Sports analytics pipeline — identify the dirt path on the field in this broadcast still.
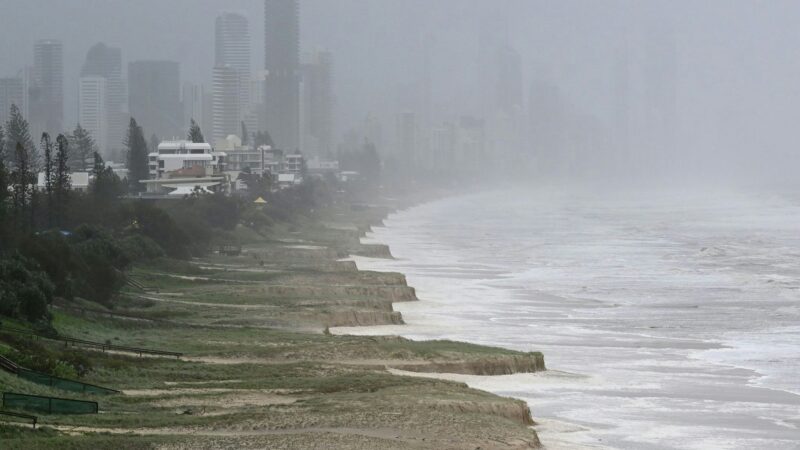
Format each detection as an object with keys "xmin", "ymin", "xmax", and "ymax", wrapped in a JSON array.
[{"xmin": 135, "ymin": 294, "xmax": 276, "ymax": 310}]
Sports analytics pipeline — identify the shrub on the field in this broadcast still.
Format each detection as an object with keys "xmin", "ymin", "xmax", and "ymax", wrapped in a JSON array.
[
  {"xmin": 0, "ymin": 255, "xmax": 54, "ymax": 323},
  {"xmin": 118, "ymin": 234, "xmax": 165, "ymax": 262},
  {"xmin": 69, "ymin": 225, "xmax": 130, "ymax": 306}
]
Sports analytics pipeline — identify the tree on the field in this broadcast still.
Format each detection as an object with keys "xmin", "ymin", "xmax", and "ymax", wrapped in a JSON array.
[
  {"xmin": 125, "ymin": 118, "xmax": 149, "ymax": 193},
  {"xmin": 0, "ymin": 146, "xmax": 9, "ymax": 245},
  {"xmin": 188, "ymin": 119, "xmax": 205, "ymax": 143},
  {"xmin": 53, "ymin": 134, "xmax": 71, "ymax": 227},
  {"xmin": 241, "ymin": 121, "xmax": 249, "ymax": 146},
  {"xmin": 0, "ymin": 255, "xmax": 54, "ymax": 323},
  {"xmin": 69, "ymin": 124, "xmax": 96, "ymax": 172},
  {"xmin": 41, "ymin": 133, "xmax": 55, "ymax": 227},
  {"xmin": 253, "ymin": 130, "xmax": 275, "ymax": 148},
  {"xmin": 4, "ymin": 104, "xmax": 37, "ymax": 169},
  {"xmin": 90, "ymin": 151, "xmax": 122, "ymax": 206},
  {"xmin": 0, "ymin": 124, "xmax": 5, "ymax": 162},
  {"xmin": 10, "ymin": 142, "xmax": 35, "ymax": 231}
]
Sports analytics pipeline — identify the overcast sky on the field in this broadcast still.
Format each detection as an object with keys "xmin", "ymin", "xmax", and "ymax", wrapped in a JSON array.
[{"xmin": 2, "ymin": 0, "xmax": 800, "ymax": 184}]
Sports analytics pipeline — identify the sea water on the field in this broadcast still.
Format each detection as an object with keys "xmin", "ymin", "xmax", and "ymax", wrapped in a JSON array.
[{"xmin": 337, "ymin": 188, "xmax": 800, "ymax": 449}]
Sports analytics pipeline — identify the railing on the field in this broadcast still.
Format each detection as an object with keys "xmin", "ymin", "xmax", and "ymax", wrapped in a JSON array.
[
  {"xmin": 0, "ymin": 322, "xmax": 182, "ymax": 359},
  {"xmin": 0, "ymin": 410, "xmax": 37, "ymax": 428},
  {"xmin": 0, "ymin": 354, "xmax": 119, "ymax": 395}
]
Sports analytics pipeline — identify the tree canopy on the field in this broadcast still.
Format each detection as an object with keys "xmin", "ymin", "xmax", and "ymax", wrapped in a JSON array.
[
  {"xmin": 4, "ymin": 104, "xmax": 37, "ymax": 169},
  {"xmin": 125, "ymin": 118, "xmax": 149, "ymax": 193},
  {"xmin": 188, "ymin": 119, "xmax": 205, "ymax": 143},
  {"xmin": 69, "ymin": 124, "xmax": 96, "ymax": 172}
]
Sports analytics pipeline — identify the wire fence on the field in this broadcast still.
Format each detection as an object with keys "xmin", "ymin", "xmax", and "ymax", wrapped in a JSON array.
[
  {"xmin": 16, "ymin": 369, "xmax": 119, "ymax": 395},
  {"xmin": 0, "ymin": 322, "xmax": 182, "ymax": 358},
  {"xmin": 3, "ymin": 392, "xmax": 98, "ymax": 415}
]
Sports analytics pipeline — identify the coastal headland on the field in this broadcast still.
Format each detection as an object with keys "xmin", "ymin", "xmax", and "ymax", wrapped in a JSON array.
[{"xmin": 0, "ymin": 199, "xmax": 546, "ymax": 449}]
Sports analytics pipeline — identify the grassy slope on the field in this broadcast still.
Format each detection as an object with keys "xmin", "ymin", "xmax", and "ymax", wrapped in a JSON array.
[{"xmin": 1, "ymin": 203, "xmax": 544, "ymax": 449}]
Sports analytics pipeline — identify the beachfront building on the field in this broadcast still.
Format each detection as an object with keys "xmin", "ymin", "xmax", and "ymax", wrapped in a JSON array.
[
  {"xmin": 142, "ymin": 140, "xmax": 229, "ymax": 196},
  {"xmin": 284, "ymin": 153, "xmax": 304, "ymax": 174},
  {"xmin": 37, "ymin": 172, "xmax": 91, "ymax": 192}
]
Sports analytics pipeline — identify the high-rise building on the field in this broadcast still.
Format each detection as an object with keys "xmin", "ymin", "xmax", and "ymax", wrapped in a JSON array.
[
  {"xmin": 215, "ymin": 13, "xmax": 251, "ymax": 76},
  {"xmin": 211, "ymin": 66, "xmax": 242, "ymax": 146},
  {"xmin": 78, "ymin": 76, "xmax": 108, "ymax": 151},
  {"xmin": 301, "ymin": 50, "xmax": 333, "ymax": 156},
  {"xmin": 0, "ymin": 76, "xmax": 25, "ymax": 125},
  {"xmin": 213, "ymin": 12, "xmax": 251, "ymax": 146},
  {"xmin": 264, "ymin": 0, "xmax": 300, "ymax": 151},
  {"xmin": 81, "ymin": 43, "xmax": 126, "ymax": 153},
  {"xmin": 494, "ymin": 45, "xmax": 523, "ymax": 116},
  {"xmin": 30, "ymin": 40, "xmax": 63, "ymax": 137},
  {"xmin": 182, "ymin": 83, "xmax": 210, "ymax": 140},
  {"xmin": 396, "ymin": 112, "xmax": 417, "ymax": 170},
  {"xmin": 128, "ymin": 60, "xmax": 182, "ymax": 141}
]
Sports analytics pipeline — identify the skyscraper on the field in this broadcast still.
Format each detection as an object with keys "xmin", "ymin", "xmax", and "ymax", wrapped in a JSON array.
[
  {"xmin": 0, "ymin": 76, "xmax": 25, "ymax": 125},
  {"xmin": 81, "ymin": 43, "xmax": 125, "ymax": 153},
  {"xmin": 128, "ymin": 60, "xmax": 182, "ymax": 141},
  {"xmin": 30, "ymin": 40, "xmax": 63, "ymax": 137},
  {"xmin": 215, "ymin": 13, "xmax": 251, "ymax": 76},
  {"xmin": 264, "ymin": 0, "xmax": 300, "ymax": 151},
  {"xmin": 213, "ymin": 12, "xmax": 251, "ymax": 146},
  {"xmin": 494, "ymin": 45, "xmax": 523, "ymax": 116},
  {"xmin": 183, "ymin": 82, "xmax": 209, "ymax": 139},
  {"xmin": 78, "ymin": 76, "xmax": 108, "ymax": 151},
  {"xmin": 396, "ymin": 112, "xmax": 418, "ymax": 170},
  {"xmin": 212, "ymin": 65, "xmax": 242, "ymax": 145},
  {"xmin": 301, "ymin": 50, "xmax": 333, "ymax": 156}
]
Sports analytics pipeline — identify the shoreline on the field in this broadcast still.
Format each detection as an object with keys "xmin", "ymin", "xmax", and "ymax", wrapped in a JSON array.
[
  {"xmin": 331, "ymin": 198, "xmax": 604, "ymax": 450},
  {"xmin": 332, "ymin": 198, "xmax": 561, "ymax": 441},
  {"xmin": 2, "ymin": 194, "xmax": 550, "ymax": 449}
]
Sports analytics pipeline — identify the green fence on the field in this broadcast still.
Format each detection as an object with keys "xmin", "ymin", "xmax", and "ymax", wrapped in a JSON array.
[
  {"xmin": 3, "ymin": 392, "xmax": 98, "ymax": 415},
  {"xmin": 16, "ymin": 369, "xmax": 119, "ymax": 395}
]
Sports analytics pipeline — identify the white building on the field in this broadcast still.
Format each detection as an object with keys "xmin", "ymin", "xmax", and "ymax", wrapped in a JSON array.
[
  {"xmin": 142, "ymin": 140, "xmax": 228, "ymax": 195},
  {"xmin": 78, "ymin": 76, "xmax": 108, "ymax": 151},
  {"xmin": 212, "ymin": 12, "xmax": 251, "ymax": 147},
  {"xmin": 284, "ymin": 153, "xmax": 304, "ymax": 174},
  {"xmin": 37, "ymin": 172, "xmax": 90, "ymax": 192},
  {"xmin": 212, "ymin": 66, "xmax": 242, "ymax": 146}
]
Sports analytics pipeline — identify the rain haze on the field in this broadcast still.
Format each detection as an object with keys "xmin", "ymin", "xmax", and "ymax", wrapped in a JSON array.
[
  {"xmin": 1, "ymin": 1, "xmax": 800, "ymax": 449},
  {"xmin": 2, "ymin": 0, "xmax": 800, "ymax": 184}
]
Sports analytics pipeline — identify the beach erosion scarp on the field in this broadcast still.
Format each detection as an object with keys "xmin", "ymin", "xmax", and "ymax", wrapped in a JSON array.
[{"xmin": 2, "ymin": 199, "xmax": 547, "ymax": 450}]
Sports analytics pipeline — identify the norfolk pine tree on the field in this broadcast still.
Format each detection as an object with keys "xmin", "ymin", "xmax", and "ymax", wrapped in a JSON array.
[
  {"xmin": 53, "ymin": 134, "xmax": 71, "ymax": 227},
  {"xmin": 69, "ymin": 124, "xmax": 96, "ymax": 172},
  {"xmin": 188, "ymin": 119, "xmax": 205, "ymax": 143},
  {"xmin": 125, "ymin": 118, "xmax": 149, "ymax": 193},
  {"xmin": 4, "ymin": 104, "xmax": 37, "ymax": 169},
  {"xmin": 41, "ymin": 133, "xmax": 55, "ymax": 226}
]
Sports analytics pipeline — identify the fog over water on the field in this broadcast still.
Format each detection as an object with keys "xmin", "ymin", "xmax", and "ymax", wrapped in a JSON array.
[{"xmin": 3, "ymin": 1, "xmax": 800, "ymax": 183}]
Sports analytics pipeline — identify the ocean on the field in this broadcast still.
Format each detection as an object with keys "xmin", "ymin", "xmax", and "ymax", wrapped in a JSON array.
[{"xmin": 336, "ymin": 188, "xmax": 800, "ymax": 449}]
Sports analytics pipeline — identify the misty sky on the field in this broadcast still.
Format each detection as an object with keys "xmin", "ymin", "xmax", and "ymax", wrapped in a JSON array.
[{"xmin": 2, "ymin": 0, "xmax": 800, "ymax": 183}]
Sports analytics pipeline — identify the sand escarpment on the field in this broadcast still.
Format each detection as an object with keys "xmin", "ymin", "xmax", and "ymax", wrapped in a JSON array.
[{"xmin": 393, "ymin": 353, "xmax": 546, "ymax": 376}]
